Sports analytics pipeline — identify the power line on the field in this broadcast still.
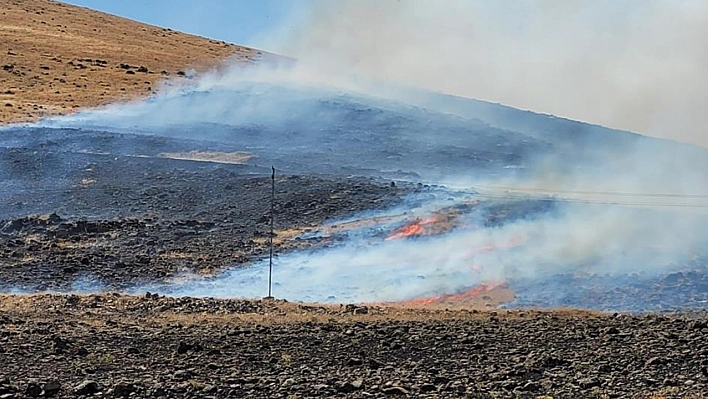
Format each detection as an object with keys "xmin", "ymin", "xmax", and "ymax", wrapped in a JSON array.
[
  {"xmin": 471, "ymin": 192, "xmax": 708, "ymax": 209},
  {"xmin": 473, "ymin": 184, "xmax": 708, "ymax": 199},
  {"xmin": 3, "ymin": 181, "xmax": 708, "ymax": 209}
]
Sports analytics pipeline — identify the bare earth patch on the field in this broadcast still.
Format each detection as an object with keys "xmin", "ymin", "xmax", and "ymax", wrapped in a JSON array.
[{"xmin": 159, "ymin": 151, "xmax": 254, "ymax": 165}]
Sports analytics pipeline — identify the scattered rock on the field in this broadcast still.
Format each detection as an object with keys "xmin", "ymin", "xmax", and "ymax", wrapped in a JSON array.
[
  {"xmin": 420, "ymin": 383, "xmax": 436, "ymax": 393},
  {"xmin": 646, "ymin": 357, "xmax": 667, "ymax": 366},
  {"xmin": 176, "ymin": 342, "xmax": 191, "ymax": 354},
  {"xmin": 113, "ymin": 383, "xmax": 133, "ymax": 398},
  {"xmin": 347, "ymin": 358, "xmax": 363, "ymax": 366},
  {"xmin": 382, "ymin": 386, "xmax": 409, "ymax": 395},
  {"xmin": 174, "ymin": 370, "xmax": 191, "ymax": 380},
  {"xmin": 73, "ymin": 381, "xmax": 99, "ymax": 395},
  {"xmin": 434, "ymin": 376, "xmax": 449, "ymax": 385},
  {"xmin": 344, "ymin": 304, "xmax": 369, "ymax": 315},
  {"xmin": 25, "ymin": 382, "xmax": 42, "ymax": 397},
  {"xmin": 338, "ymin": 380, "xmax": 363, "ymax": 393},
  {"xmin": 176, "ymin": 341, "xmax": 202, "ymax": 354},
  {"xmin": 0, "ymin": 301, "xmax": 707, "ymax": 398},
  {"xmin": 604, "ymin": 326, "xmax": 620, "ymax": 334},
  {"xmin": 578, "ymin": 377, "xmax": 601, "ymax": 389},
  {"xmin": 41, "ymin": 381, "xmax": 61, "ymax": 397}
]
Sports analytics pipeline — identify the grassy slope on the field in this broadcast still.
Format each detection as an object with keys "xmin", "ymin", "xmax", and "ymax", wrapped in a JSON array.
[{"xmin": 0, "ymin": 0, "xmax": 258, "ymax": 124}]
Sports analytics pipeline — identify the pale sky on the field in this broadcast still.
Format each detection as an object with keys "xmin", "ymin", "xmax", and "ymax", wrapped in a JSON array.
[{"xmin": 61, "ymin": 0, "xmax": 308, "ymax": 50}]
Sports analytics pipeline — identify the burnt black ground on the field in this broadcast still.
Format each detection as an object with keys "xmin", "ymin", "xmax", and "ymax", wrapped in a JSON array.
[
  {"xmin": 508, "ymin": 260, "xmax": 708, "ymax": 312},
  {"xmin": 2, "ymin": 129, "xmax": 708, "ymax": 311},
  {"xmin": 0, "ymin": 140, "xmax": 410, "ymax": 291},
  {"xmin": 1, "ymin": 294, "xmax": 707, "ymax": 398}
]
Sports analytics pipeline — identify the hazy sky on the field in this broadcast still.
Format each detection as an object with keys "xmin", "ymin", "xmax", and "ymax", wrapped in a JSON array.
[{"xmin": 62, "ymin": 0, "xmax": 306, "ymax": 49}]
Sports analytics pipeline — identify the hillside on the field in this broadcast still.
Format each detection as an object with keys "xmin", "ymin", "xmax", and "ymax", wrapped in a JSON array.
[{"xmin": 0, "ymin": 0, "xmax": 257, "ymax": 124}]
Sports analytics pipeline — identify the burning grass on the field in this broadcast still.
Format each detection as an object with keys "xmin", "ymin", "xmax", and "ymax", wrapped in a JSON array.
[
  {"xmin": 396, "ymin": 281, "xmax": 512, "ymax": 307},
  {"xmin": 385, "ymin": 200, "xmax": 479, "ymax": 240}
]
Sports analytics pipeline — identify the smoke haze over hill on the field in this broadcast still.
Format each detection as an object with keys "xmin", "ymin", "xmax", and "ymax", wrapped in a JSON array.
[{"xmin": 264, "ymin": 0, "xmax": 708, "ymax": 147}]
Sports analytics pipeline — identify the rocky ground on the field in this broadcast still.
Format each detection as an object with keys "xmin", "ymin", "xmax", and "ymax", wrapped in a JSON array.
[{"xmin": 0, "ymin": 294, "xmax": 706, "ymax": 398}]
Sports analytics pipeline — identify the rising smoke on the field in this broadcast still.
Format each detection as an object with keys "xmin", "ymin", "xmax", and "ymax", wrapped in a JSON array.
[
  {"xmin": 136, "ymin": 196, "xmax": 708, "ymax": 306},
  {"xmin": 261, "ymin": 0, "xmax": 708, "ymax": 147}
]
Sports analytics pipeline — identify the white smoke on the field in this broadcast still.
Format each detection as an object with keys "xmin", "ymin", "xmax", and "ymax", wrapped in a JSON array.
[
  {"xmin": 260, "ymin": 0, "xmax": 708, "ymax": 147},
  {"xmin": 133, "ymin": 193, "xmax": 707, "ymax": 304}
]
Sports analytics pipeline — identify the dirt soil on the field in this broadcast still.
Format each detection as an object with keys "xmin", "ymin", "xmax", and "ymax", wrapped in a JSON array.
[
  {"xmin": 1, "ymin": 294, "xmax": 707, "ymax": 398},
  {"xmin": 0, "ymin": 0, "xmax": 259, "ymax": 124}
]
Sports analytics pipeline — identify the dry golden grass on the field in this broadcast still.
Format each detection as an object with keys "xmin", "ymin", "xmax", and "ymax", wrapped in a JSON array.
[
  {"xmin": 0, "ymin": 292, "xmax": 605, "ymax": 324},
  {"xmin": 252, "ymin": 227, "xmax": 311, "ymax": 247},
  {"xmin": 0, "ymin": 0, "xmax": 258, "ymax": 124},
  {"xmin": 53, "ymin": 239, "xmax": 94, "ymax": 249}
]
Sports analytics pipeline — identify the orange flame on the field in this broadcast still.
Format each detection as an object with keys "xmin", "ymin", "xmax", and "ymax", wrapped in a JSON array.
[
  {"xmin": 385, "ymin": 215, "xmax": 449, "ymax": 240},
  {"xmin": 384, "ymin": 199, "xmax": 483, "ymax": 241},
  {"xmin": 402, "ymin": 281, "xmax": 506, "ymax": 306}
]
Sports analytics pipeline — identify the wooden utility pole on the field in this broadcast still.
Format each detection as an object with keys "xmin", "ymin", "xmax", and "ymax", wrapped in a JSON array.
[{"xmin": 267, "ymin": 166, "xmax": 275, "ymax": 299}]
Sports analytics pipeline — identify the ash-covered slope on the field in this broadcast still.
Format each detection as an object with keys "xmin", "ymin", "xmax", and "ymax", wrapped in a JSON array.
[
  {"xmin": 11, "ymin": 79, "xmax": 703, "ymax": 183},
  {"xmin": 6, "ymin": 85, "xmax": 548, "ymax": 181}
]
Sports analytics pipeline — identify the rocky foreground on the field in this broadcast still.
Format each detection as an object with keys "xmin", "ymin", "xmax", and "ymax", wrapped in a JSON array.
[{"xmin": 0, "ymin": 294, "xmax": 707, "ymax": 398}]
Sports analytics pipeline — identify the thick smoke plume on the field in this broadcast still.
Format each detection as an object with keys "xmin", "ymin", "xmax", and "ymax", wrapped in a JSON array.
[{"xmin": 263, "ymin": 0, "xmax": 708, "ymax": 147}]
